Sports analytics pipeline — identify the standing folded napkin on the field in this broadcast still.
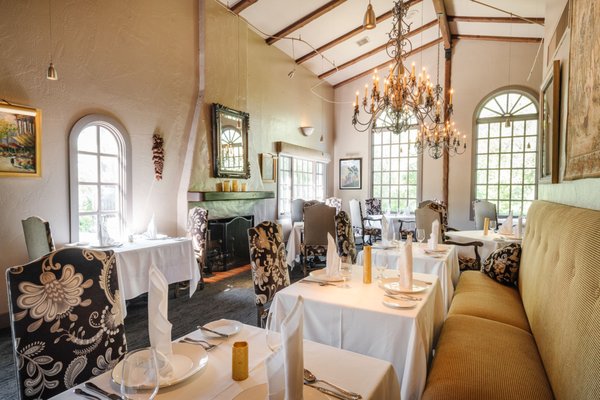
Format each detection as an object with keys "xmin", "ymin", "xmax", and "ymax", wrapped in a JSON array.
[
  {"xmin": 267, "ymin": 296, "xmax": 304, "ymax": 400},
  {"xmin": 500, "ymin": 211, "xmax": 513, "ymax": 234},
  {"xmin": 398, "ymin": 235, "xmax": 413, "ymax": 290},
  {"xmin": 381, "ymin": 215, "xmax": 390, "ymax": 244},
  {"xmin": 148, "ymin": 264, "xmax": 173, "ymax": 378},
  {"xmin": 99, "ymin": 217, "xmax": 114, "ymax": 246},
  {"xmin": 146, "ymin": 214, "xmax": 157, "ymax": 239},
  {"xmin": 517, "ymin": 214, "xmax": 523, "ymax": 238},
  {"xmin": 325, "ymin": 233, "xmax": 340, "ymax": 278},
  {"xmin": 428, "ymin": 220, "xmax": 440, "ymax": 250}
]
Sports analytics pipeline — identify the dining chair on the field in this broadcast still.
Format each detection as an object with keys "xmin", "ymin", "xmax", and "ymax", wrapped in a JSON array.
[
  {"xmin": 473, "ymin": 200, "xmax": 498, "ymax": 230},
  {"xmin": 335, "ymin": 211, "xmax": 357, "ymax": 264},
  {"xmin": 291, "ymin": 199, "xmax": 305, "ymax": 224},
  {"xmin": 301, "ymin": 203, "xmax": 336, "ymax": 276},
  {"xmin": 364, "ymin": 198, "xmax": 382, "ymax": 216},
  {"xmin": 325, "ymin": 197, "xmax": 342, "ymax": 214},
  {"xmin": 180, "ymin": 206, "xmax": 208, "ymax": 293},
  {"xmin": 21, "ymin": 216, "xmax": 55, "ymax": 261},
  {"xmin": 349, "ymin": 199, "xmax": 381, "ymax": 245},
  {"xmin": 247, "ymin": 221, "xmax": 290, "ymax": 327},
  {"xmin": 6, "ymin": 247, "xmax": 127, "ymax": 400}
]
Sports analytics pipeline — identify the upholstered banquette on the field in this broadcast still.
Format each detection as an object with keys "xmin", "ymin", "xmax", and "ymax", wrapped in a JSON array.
[{"xmin": 423, "ymin": 200, "xmax": 600, "ymax": 400}]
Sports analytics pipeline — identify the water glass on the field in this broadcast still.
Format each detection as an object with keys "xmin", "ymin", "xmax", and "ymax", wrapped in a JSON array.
[
  {"xmin": 339, "ymin": 263, "xmax": 352, "ymax": 288},
  {"xmin": 489, "ymin": 221, "xmax": 497, "ymax": 232},
  {"xmin": 265, "ymin": 311, "xmax": 282, "ymax": 352},
  {"xmin": 375, "ymin": 265, "xmax": 386, "ymax": 280},
  {"xmin": 416, "ymin": 229, "xmax": 426, "ymax": 244},
  {"xmin": 119, "ymin": 348, "xmax": 160, "ymax": 400}
]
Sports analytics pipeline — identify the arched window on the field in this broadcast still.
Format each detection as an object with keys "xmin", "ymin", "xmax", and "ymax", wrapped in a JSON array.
[
  {"xmin": 69, "ymin": 115, "xmax": 131, "ymax": 243},
  {"xmin": 371, "ymin": 109, "xmax": 421, "ymax": 212},
  {"xmin": 473, "ymin": 89, "xmax": 538, "ymax": 216}
]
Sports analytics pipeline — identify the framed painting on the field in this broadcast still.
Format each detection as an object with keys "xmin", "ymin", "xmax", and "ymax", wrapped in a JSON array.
[
  {"xmin": 260, "ymin": 153, "xmax": 276, "ymax": 183},
  {"xmin": 339, "ymin": 157, "xmax": 362, "ymax": 190},
  {"xmin": 565, "ymin": 0, "xmax": 600, "ymax": 180},
  {"xmin": 0, "ymin": 104, "xmax": 41, "ymax": 177},
  {"xmin": 539, "ymin": 60, "xmax": 561, "ymax": 183}
]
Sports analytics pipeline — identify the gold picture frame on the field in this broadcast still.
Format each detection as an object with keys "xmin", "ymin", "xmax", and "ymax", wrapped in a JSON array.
[
  {"xmin": 539, "ymin": 60, "xmax": 561, "ymax": 183},
  {"xmin": 0, "ymin": 104, "xmax": 41, "ymax": 177},
  {"xmin": 260, "ymin": 153, "xmax": 276, "ymax": 183}
]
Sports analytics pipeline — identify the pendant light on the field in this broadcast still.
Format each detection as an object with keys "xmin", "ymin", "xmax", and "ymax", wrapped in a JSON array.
[
  {"xmin": 363, "ymin": 1, "xmax": 376, "ymax": 30},
  {"xmin": 47, "ymin": 0, "xmax": 58, "ymax": 80}
]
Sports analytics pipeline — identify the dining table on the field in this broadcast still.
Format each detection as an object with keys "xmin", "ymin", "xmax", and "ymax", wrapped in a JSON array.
[
  {"xmin": 444, "ymin": 230, "xmax": 522, "ymax": 263},
  {"xmin": 50, "ymin": 322, "xmax": 401, "ymax": 399},
  {"xmin": 271, "ymin": 267, "xmax": 445, "ymax": 400},
  {"xmin": 356, "ymin": 243, "xmax": 459, "ymax": 313}
]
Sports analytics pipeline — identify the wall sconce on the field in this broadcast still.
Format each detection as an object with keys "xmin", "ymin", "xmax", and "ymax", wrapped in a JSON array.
[{"xmin": 300, "ymin": 126, "xmax": 314, "ymax": 137}]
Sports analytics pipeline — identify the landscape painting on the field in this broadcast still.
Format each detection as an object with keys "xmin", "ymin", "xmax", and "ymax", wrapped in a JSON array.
[{"xmin": 0, "ymin": 104, "xmax": 41, "ymax": 177}]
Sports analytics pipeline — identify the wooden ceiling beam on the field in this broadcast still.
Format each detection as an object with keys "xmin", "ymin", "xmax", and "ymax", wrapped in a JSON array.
[
  {"xmin": 318, "ymin": 19, "xmax": 438, "ymax": 79},
  {"xmin": 266, "ymin": 0, "xmax": 347, "ymax": 45},
  {"xmin": 230, "ymin": 0, "xmax": 259, "ymax": 14},
  {"xmin": 452, "ymin": 34, "xmax": 542, "ymax": 43},
  {"xmin": 431, "ymin": 0, "xmax": 451, "ymax": 49},
  {"xmin": 332, "ymin": 37, "xmax": 443, "ymax": 89},
  {"xmin": 448, "ymin": 15, "xmax": 545, "ymax": 24}
]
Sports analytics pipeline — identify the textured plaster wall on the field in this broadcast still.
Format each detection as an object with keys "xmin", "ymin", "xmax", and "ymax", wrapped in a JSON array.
[{"xmin": 0, "ymin": 0, "xmax": 198, "ymax": 316}]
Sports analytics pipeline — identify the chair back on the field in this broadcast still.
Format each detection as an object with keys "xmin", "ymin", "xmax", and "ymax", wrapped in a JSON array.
[
  {"xmin": 6, "ymin": 248, "xmax": 126, "ymax": 400},
  {"xmin": 473, "ymin": 200, "xmax": 498, "ymax": 229},
  {"xmin": 188, "ymin": 207, "xmax": 209, "ymax": 267},
  {"xmin": 291, "ymin": 199, "xmax": 305, "ymax": 224},
  {"xmin": 21, "ymin": 216, "xmax": 55, "ymax": 261},
  {"xmin": 247, "ymin": 221, "xmax": 290, "ymax": 306},
  {"xmin": 364, "ymin": 198, "xmax": 382, "ymax": 215},
  {"xmin": 303, "ymin": 204, "xmax": 336, "ymax": 246},
  {"xmin": 348, "ymin": 199, "xmax": 363, "ymax": 231},
  {"xmin": 325, "ymin": 197, "xmax": 342, "ymax": 214},
  {"xmin": 335, "ymin": 211, "xmax": 357, "ymax": 263},
  {"xmin": 415, "ymin": 206, "xmax": 443, "ymax": 239}
]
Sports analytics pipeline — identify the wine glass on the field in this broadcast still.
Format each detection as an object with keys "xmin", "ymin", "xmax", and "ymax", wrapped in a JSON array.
[
  {"xmin": 416, "ymin": 229, "xmax": 426, "ymax": 245},
  {"xmin": 119, "ymin": 348, "xmax": 160, "ymax": 400},
  {"xmin": 375, "ymin": 264, "xmax": 387, "ymax": 281},
  {"xmin": 339, "ymin": 262, "xmax": 352, "ymax": 289},
  {"xmin": 489, "ymin": 221, "xmax": 497, "ymax": 233},
  {"xmin": 265, "ymin": 311, "xmax": 282, "ymax": 352}
]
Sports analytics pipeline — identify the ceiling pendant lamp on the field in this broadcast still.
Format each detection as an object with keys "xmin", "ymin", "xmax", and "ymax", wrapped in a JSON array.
[
  {"xmin": 46, "ymin": 0, "xmax": 58, "ymax": 80},
  {"xmin": 363, "ymin": 1, "xmax": 376, "ymax": 30},
  {"xmin": 47, "ymin": 62, "xmax": 58, "ymax": 80}
]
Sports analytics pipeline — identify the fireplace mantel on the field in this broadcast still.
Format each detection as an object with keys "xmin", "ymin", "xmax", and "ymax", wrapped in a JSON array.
[{"xmin": 187, "ymin": 191, "xmax": 275, "ymax": 202}]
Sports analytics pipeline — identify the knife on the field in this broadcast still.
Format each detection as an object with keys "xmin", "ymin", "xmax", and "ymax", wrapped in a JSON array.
[
  {"xmin": 84, "ymin": 382, "xmax": 123, "ymax": 400},
  {"xmin": 305, "ymin": 383, "xmax": 360, "ymax": 400},
  {"xmin": 198, "ymin": 325, "xmax": 230, "ymax": 338}
]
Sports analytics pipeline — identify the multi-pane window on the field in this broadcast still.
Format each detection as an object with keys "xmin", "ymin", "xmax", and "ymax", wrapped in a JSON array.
[
  {"xmin": 278, "ymin": 155, "xmax": 326, "ymax": 216},
  {"xmin": 474, "ymin": 91, "xmax": 538, "ymax": 216},
  {"xmin": 372, "ymin": 123, "xmax": 420, "ymax": 212}
]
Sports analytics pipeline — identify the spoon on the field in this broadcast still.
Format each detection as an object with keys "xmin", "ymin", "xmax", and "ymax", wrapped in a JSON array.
[{"xmin": 303, "ymin": 369, "xmax": 362, "ymax": 399}]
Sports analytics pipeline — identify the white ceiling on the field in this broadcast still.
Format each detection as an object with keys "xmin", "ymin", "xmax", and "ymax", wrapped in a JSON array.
[{"xmin": 218, "ymin": 0, "xmax": 546, "ymax": 87}]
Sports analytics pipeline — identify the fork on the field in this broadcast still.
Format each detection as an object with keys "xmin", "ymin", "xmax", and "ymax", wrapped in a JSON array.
[{"xmin": 181, "ymin": 337, "xmax": 218, "ymax": 351}]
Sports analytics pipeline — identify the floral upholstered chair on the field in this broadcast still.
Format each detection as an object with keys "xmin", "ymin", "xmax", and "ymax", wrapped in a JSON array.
[
  {"xmin": 335, "ymin": 211, "xmax": 357, "ymax": 264},
  {"xmin": 6, "ymin": 248, "xmax": 127, "ymax": 400},
  {"xmin": 364, "ymin": 198, "xmax": 382, "ymax": 216},
  {"xmin": 189, "ymin": 207, "xmax": 208, "ymax": 285},
  {"xmin": 247, "ymin": 221, "xmax": 290, "ymax": 327},
  {"xmin": 325, "ymin": 197, "xmax": 342, "ymax": 214}
]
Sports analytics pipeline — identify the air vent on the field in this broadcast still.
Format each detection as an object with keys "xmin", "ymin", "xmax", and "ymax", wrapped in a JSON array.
[{"xmin": 356, "ymin": 36, "xmax": 370, "ymax": 47}]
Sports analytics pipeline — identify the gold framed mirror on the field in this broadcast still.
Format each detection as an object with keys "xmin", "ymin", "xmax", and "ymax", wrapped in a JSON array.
[{"xmin": 212, "ymin": 103, "xmax": 250, "ymax": 179}]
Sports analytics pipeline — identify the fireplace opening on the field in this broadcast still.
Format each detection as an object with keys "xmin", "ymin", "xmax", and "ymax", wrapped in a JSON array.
[{"xmin": 206, "ymin": 215, "xmax": 254, "ymax": 272}]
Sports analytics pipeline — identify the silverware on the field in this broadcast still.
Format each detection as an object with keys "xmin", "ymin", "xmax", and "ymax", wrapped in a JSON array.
[
  {"xmin": 300, "ymin": 279, "xmax": 337, "ymax": 287},
  {"xmin": 304, "ymin": 369, "xmax": 362, "ymax": 399},
  {"xmin": 84, "ymin": 382, "xmax": 123, "ymax": 400},
  {"xmin": 198, "ymin": 325, "xmax": 230, "ymax": 338},
  {"xmin": 74, "ymin": 388, "xmax": 102, "ymax": 400},
  {"xmin": 181, "ymin": 337, "xmax": 218, "ymax": 351},
  {"xmin": 383, "ymin": 291, "xmax": 422, "ymax": 301}
]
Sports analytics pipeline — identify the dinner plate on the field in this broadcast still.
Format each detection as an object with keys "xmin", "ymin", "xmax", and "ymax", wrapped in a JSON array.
[
  {"xmin": 372, "ymin": 242, "xmax": 396, "ymax": 250},
  {"xmin": 233, "ymin": 383, "xmax": 327, "ymax": 399},
  {"xmin": 200, "ymin": 319, "xmax": 243, "ymax": 338},
  {"xmin": 382, "ymin": 280, "xmax": 429, "ymax": 294},
  {"xmin": 112, "ymin": 342, "xmax": 208, "ymax": 388},
  {"xmin": 90, "ymin": 242, "xmax": 123, "ymax": 249},
  {"xmin": 382, "ymin": 297, "xmax": 418, "ymax": 309},
  {"xmin": 64, "ymin": 242, "xmax": 89, "ymax": 247},
  {"xmin": 309, "ymin": 269, "xmax": 344, "ymax": 282}
]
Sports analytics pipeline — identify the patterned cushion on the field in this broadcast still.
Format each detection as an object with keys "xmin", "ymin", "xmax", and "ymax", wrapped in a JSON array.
[
  {"xmin": 364, "ymin": 227, "xmax": 381, "ymax": 236},
  {"xmin": 335, "ymin": 211, "xmax": 357, "ymax": 264},
  {"xmin": 6, "ymin": 248, "xmax": 127, "ymax": 399},
  {"xmin": 481, "ymin": 243, "xmax": 522, "ymax": 286},
  {"xmin": 365, "ymin": 198, "xmax": 382, "ymax": 215},
  {"xmin": 188, "ymin": 207, "xmax": 208, "ymax": 266},
  {"xmin": 459, "ymin": 256, "xmax": 480, "ymax": 272},
  {"xmin": 325, "ymin": 197, "xmax": 342, "ymax": 214},
  {"xmin": 248, "ymin": 221, "xmax": 290, "ymax": 306},
  {"xmin": 302, "ymin": 244, "xmax": 327, "ymax": 258}
]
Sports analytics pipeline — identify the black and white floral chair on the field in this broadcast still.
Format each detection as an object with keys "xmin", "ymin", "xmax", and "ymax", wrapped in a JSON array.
[
  {"xmin": 247, "ymin": 221, "xmax": 290, "ymax": 327},
  {"xmin": 189, "ymin": 207, "xmax": 208, "ymax": 286},
  {"xmin": 364, "ymin": 198, "xmax": 382, "ymax": 216},
  {"xmin": 6, "ymin": 248, "xmax": 127, "ymax": 400},
  {"xmin": 325, "ymin": 197, "xmax": 342, "ymax": 214},
  {"xmin": 335, "ymin": 211, "xmax": 357, "ymax": 264}
]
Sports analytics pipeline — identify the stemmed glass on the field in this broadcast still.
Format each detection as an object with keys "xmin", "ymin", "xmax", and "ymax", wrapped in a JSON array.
[
  {"xmin": 489, "ymin": 221, "xmax": 497, "ymax": 233},
  {"xmin": 416, "ymin": 229, "xmax": 426, "ymax": 245},
  {"xmin": 119, "ymin": 348, "xmax": 160, "ymax": 400},
  {"xmin": 265, "ymin": 311, "xmax": 282, "ymax": 352},
  {"xmin": 339, "ymin": 261, "xmax": 352, "ymax": 289},
  {"xmin": 375, "ymin": 264, "xmax": 387, "ymax": 281}
]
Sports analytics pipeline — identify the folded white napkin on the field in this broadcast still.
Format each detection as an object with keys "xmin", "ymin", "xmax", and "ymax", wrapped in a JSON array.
[
  {"xmin": 148, "ymin": 264, "xmax": 173, "ymax": 378},
  {"xmin": 500, "ymin": 212, "xmax": 513, "ymax": 234},
  {"xmin": 99, "ymin": 219, "xmax": 114, "ymax": 246},
  {"xmin": 146, "ymin": 214, "xmax": 157, "ymax": 239},
  {"xmin": 516, "ymin": 215, "xmax": 523, "ymax": 238},
  {"xmin": 381, "ymin": 215, "xmax": 390, "ymax": 244},
  {"xmin": 267, "ymin": 296, "xmax": 304, "ymax": 400},
  {"xmin": 325, "ymin": 233, "xmax": 340, "ymax": 277},
  {"xmin": 398, "ymin": 235, "xmax": 413, "ymax": 290},
  {"xmin": 428, "ymin": 220, "xmax": 440, "ymax": 250}
]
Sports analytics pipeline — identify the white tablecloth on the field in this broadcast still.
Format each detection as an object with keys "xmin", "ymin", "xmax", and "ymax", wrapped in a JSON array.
[
  {"xmin": 271, "ymin": 268, "xmax": 445, "ymax": 400},
  {"xmin": 445, "ymin": 230, "xmax": 521, "ymax": 262},
  {"xmin": 356, "ymin": 244, "xmax": 459, "ymax": 313},
  {"xmin": 285, "ymin": 221, "xmax": 304, "ymax": 266},
  {"xmin": 51, "ymin": 323, "xmax": 400, "ymax": 399}
]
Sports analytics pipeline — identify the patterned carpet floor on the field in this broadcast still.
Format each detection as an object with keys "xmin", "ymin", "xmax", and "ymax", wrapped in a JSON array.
[{"xmin": 0, "ymin": 264, "xmax": 305, "ymax": 399}]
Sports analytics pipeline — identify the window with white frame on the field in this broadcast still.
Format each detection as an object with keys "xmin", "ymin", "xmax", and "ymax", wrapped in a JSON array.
[
  {"xmin": 69, "ymin": 115, "xmax": 131, "ymax": 243},
  {"xmin": 473, "ymin": 90, "xmax": 538, "ymax": 216},
  {"xmin": 277, "ymin": 155, "xmax": 326, "ymax": 216}
]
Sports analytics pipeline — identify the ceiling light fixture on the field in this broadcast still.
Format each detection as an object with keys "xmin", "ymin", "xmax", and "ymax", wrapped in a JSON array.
[
  {"xmin": 363, "ymin": 1, "xmax": 376, "ymax": 30},
  {"xmin": 46, "ymin": 0, "xmax": 57, "ymax": 80},
  {"xmin": 288, "ymin": 38, "xmax": 297, "ymax": 79}
]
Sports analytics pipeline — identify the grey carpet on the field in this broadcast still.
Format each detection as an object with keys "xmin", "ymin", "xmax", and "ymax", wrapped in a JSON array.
[{"xmin": 0, "ymin": 265, "xmax": 305, "ymax": 399}]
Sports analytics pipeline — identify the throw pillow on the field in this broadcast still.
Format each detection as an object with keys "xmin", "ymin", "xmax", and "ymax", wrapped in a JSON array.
[{"xmin": 481, "ymin": 243, "xmax": 522, "ymax": 286}]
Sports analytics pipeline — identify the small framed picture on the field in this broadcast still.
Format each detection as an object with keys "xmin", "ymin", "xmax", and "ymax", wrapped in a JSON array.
[
  {"xmin": 339, "ymin": 158, "xmax": 362, "ymax": 190},
  {"xmin": 0, "ymin": 104, "xmax": 41, "ymax": 177},
  {"xmin": 260, "ymin": 153, "xmax": 276, "ymax": 183},
  {"xmin": 539, "ymin": 60, "xmax": 561, "ymax": 183}
]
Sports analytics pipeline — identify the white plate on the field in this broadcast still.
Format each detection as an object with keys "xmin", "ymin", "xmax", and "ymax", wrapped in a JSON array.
[
  {"xmin": 372, "ymin": 242, "xmax": 396, "ymax": 250},
  {"xmin": 64, "ymin": 242, "xmax": 89, "ymax": 247},
  {"xmin": 233, "ymin": 383, "xmax": 328, "ymax": 399},
  {"xmin": 382, "ymin": 280, "xmax": 429, "ymax": 294},
  {"xmin": 90, "ymin": 242, "xmax": 123, "ymax": 249},
  {"xmin": 309, "ymin": 269, "xmax": 344, "ymax": 282},
  {"xmin": 200, "ymin": 319, "xmax": 243, "ymax": 338},
  {"xmin": 112, "ymin": 342, "xmax": 208, "ymax": 388},
  {"xmin": 382, "ymin": 297, "xmax": 418, "ymax": 309}
]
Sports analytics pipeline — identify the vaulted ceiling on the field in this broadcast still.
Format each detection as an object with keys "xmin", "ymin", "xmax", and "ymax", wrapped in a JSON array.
[{"xmin": 218, "ymin": 0, "xmax": 545, "ymax": 88}]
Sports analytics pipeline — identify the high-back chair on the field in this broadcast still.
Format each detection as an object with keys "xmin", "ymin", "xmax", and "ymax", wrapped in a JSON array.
[
  {"xmin": 349, "ymin": 199, "xmax": 381, "ymax": 245},
  {"xmin": 415, "ymin": 206, "xmax": 444, "ymax": 238},
  {"xmin": 335, "ymin": 211, "xmax": 357, "ymax": 264},
  {"xmin": 364, "ymin": 198, "xmax": 382, "ymax": 216},
  {"xmin": 6, "ymin": 248, "xmax": 127, "ymax": 399},
  {"xmin": 290, "ymin": 199, "xmax": 305, "ymax": 224},
  {"xmin": 187, "ymin": 206, "xmax": 208, "ymax": 290},
  {"xmin": 247, "ymin": 221, "xmax": 290, "ymax": 327},
  {"xmin": 325, "ymin": 197, "xmax": 342, "ymax": 214},
  {"xmin": 21, "ymin": 216, "xmax": 55, "ymax": 261},
  {"xmin": 301, "ymin": 203, "xmax": 336, "ymax": 276},
  {"xmin": 473, "ymin": 200, "xmax": 498, "ymax": 230}
]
